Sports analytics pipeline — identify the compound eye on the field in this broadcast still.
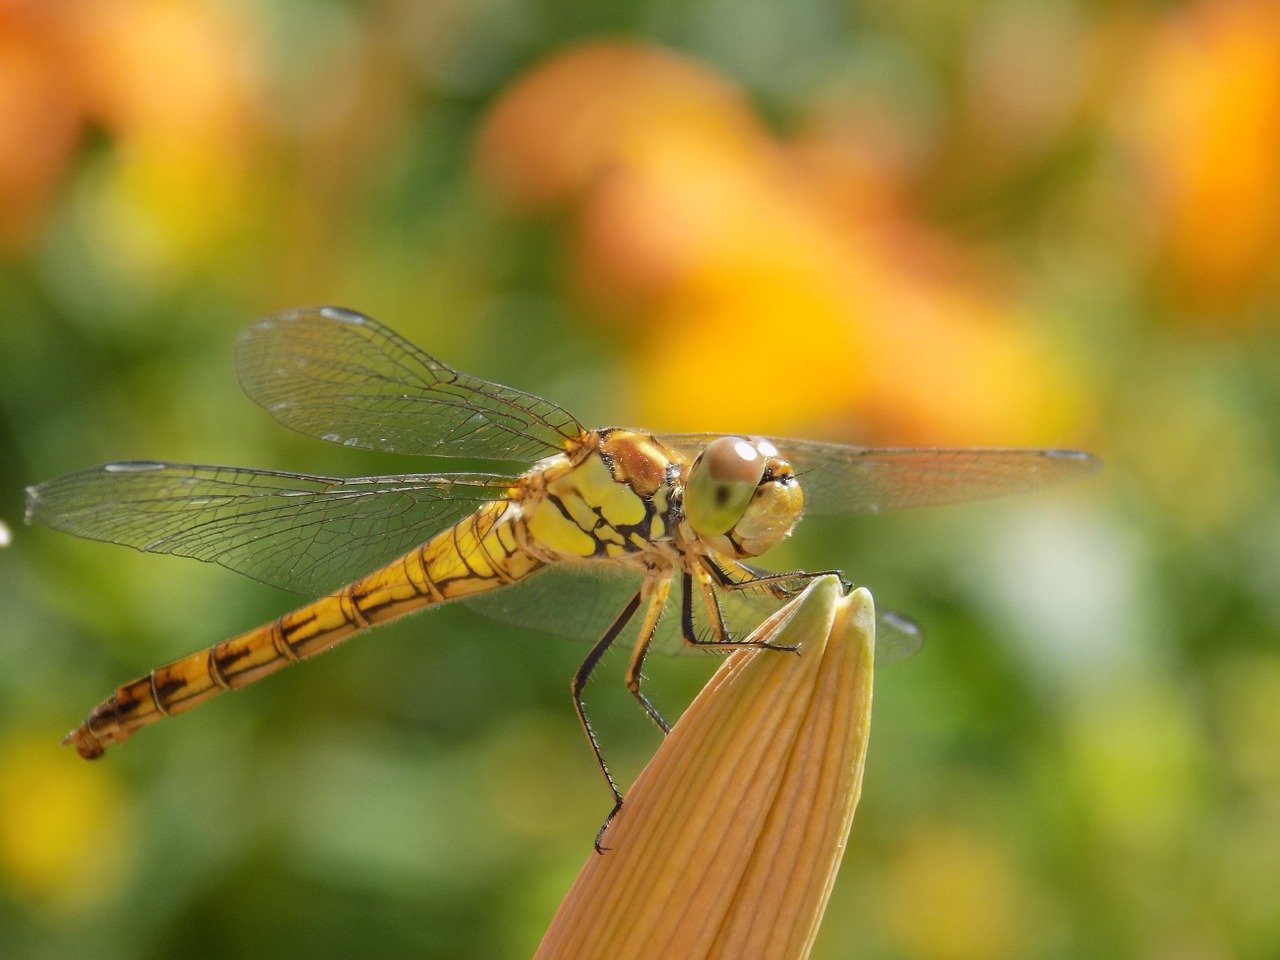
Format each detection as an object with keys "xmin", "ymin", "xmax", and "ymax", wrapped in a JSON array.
[{"xmin": 684, "ymin": 436, "xmax": 769, "ymax": 536}]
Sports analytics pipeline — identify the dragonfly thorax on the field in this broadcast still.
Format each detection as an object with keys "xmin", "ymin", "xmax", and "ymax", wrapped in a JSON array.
[
  {"xmin": 519, "ymin": 429, "xmax": 683, "ymax": 564},
  {"xmin": 682, "ymin": 436, "xmax": 804, "ymax": 559}
]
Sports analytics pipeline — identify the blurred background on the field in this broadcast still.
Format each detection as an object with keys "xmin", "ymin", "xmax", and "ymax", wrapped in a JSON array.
[{"xmin": 1, "ymin": 0, "xmax": 1278, "ymax": 957}]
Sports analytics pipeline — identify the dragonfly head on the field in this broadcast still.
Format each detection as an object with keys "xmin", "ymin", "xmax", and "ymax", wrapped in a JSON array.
[{"xmin": 683, "ymin": 436, "xmax": 804, "ymax": 558}]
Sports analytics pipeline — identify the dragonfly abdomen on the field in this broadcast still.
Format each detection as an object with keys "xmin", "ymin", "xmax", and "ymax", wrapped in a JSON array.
[
  {"xmin": 406, "ymin": 498, "xmax": 543, "ymax": 602},
  {"xmin": 60, "ymin": 594, "xmax": 366, "ymax": 758},
  {"xmin": 63, "ymin": 500, "xmax": 544, "ymax": 759}
]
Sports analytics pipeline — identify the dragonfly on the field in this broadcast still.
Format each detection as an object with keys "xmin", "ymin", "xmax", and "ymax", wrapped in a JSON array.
[{"xmin": 27, "ymin": 306, "xmax": 1100, "ymax": 846}]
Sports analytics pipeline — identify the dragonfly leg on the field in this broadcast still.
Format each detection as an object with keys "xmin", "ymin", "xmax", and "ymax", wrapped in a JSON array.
[
  {"xmin": 623, "ymin": 573, "xmax": 674, "ymax": 735},
  {"xmin": 679, "ymin": 569, "xmax": 797, "ymax": 653},
  {"xmin": 703, "ymin": 556, "xmax": 851, "ymax": 597},
  {"xmin": 572, "ymin": 588, "xmax": 644, "ymax": 854}
]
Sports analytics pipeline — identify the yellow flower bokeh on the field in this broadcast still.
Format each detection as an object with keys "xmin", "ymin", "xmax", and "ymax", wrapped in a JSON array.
[
  {"xmin": 880, "ymin": 824, "xmax": 1028, "ymax": 960},
  {"xmin": 0, "ymin": 733, "xmax": 132, "ymax": 908},
  {"xmin": 478, "ymin": 43, "xmax": 1091, "ymax": 445}
]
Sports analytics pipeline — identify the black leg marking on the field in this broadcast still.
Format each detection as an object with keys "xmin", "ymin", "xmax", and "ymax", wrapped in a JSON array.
[
  {"xmin": 703, "ymin": 557, "xmax": 850, "ymax": 597},
  {"xmin": 573, "ymin": 589, "xmax": 644, "ymax": 854},
  {"xmin": 680, "ymin": 569, "xmax": 798, "ymax": 654}
]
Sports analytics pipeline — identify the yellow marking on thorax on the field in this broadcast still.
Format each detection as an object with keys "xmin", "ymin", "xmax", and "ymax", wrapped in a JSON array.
[
  {"xmin": 526, "ymin": 491, "xmax": 596, "ymax": 558},
  {"xmin": 525, "ymin": 449, "xmax": 654, "ymax": 560}
]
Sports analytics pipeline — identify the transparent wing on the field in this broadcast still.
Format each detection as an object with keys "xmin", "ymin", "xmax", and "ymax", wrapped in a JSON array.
[
  {"xmin": 662, "ymin": 435, "xmax": 1101, "ymax": 516},
  {"xmin": 465, "ymin": 561, "xmax": 761, "ymax": 651},
  {"xmin": 235, "ymin": 307, "xmax": 586, "ymax": 460},
  {"xmin": 25, "ymin": 462, "xmax": 517, "ymax": 596},
  {"xmin": 466, "ymin": 563, "xmax": 648, "ymax": 645},
  {"xmin": 465, "ymin": 563, "xmax": 920, "ymax": 665},
  {"xmin": 876, "ymin": 609, "xmax": 924, "ymax": 665}
]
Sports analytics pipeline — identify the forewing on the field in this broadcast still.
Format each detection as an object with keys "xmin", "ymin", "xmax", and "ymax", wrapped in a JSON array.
[
  {"xmin": 663, "ymin": 435, "xmax": 1101, "ymax": 515},
  {"xmin": 25, "ymin": 462, "xmax": 517, "ymax": 596},
  {"xmin": 236, "ymin": 307, "xmax": 585, "ymax": 460}
]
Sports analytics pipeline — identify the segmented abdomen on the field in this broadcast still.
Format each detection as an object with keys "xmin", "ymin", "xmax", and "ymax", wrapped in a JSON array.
[{"xmin": 64, "ymin": 500, "xmax": 542, "ymax": 759}]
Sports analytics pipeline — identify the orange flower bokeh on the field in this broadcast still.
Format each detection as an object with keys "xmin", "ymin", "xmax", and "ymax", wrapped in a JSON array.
[
  {"xmin": 536, "ymin": 576, "xmax": 876, "ymax": 960},
  {"xmin": 0, "ymin": 0, "xmax": 261, "ymax": 271},
  {"xmin": 477, "ymin": 43, "xmax": 1091, "ymax": 445},
  {"xmin": 1123, "ymin": 0, "xmax": 1280, "ymax": 316}
]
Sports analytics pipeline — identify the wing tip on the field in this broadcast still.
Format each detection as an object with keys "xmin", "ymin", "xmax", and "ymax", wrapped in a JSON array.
[
  {"xmin": 23, "ymin": 483, "xmax": 41, "ymax": 518},
  {"xmin": 1045, "ymin": 448, "xmax": 1104, "ymax": 473}
]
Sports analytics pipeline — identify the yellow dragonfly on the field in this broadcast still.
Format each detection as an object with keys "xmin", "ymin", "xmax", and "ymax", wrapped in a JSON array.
[{"xmin": 27, "ymin": 307, "xmax": 1099, "ymax": 840}]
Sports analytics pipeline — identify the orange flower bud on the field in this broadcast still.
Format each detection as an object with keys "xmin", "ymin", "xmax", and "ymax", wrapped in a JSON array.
[{"xmin": 536, "ymin": 575, "xmax": 875, "ymax": 960}]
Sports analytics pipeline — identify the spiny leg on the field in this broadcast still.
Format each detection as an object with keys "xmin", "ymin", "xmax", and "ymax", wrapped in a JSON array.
[
  {"xmin": 702, "ymin": 555, "xmax": 850, "ymax": 598},
  {"xmin": 679, "ymin": 569, "xmax": 797, "ymax": 653},
  {"xmin": 571, "ymin": 589, "xmax": 644, "ymax": 854},
  {"xmin": 623, "ymin": 573, "xmax": 674, "ymax": 735}
]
